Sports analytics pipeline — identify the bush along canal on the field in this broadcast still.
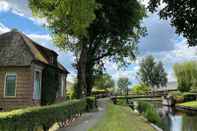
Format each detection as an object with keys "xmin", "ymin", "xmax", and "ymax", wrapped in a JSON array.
[{"xmin": 135, "ymin": 101, "xmax": 197, "ymax": 131}]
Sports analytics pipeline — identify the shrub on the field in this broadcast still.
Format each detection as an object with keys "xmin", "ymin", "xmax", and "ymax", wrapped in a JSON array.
[
  {"xmin": 132, "ymin": 84, "xmax": 150, "ymax": 95},
  {"xmin": 0, "ymin": 99, "xmax": 87, "ymax": 131},
  {"xmin": 137, "ymin": 101, "xmax": 162, "ymax": 128},
  {"xmin": 92, "ymin": 89, "xmax": 109, "ymax": 96},
  {"xmin": 86, "ymin": 97, "xmax": 97, "ymax": 112},
  {"xmin": 42, "ymin": 67, "xmax": 59, "ymax": 105},
  {"xmin": 116, "ymin": 99, "xmax": 128, "ymax": 106}
]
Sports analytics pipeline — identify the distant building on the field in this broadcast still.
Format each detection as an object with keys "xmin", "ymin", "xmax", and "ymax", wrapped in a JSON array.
[{"xmin": 154, "ymin": 81, "xmax": 178, "ymax": 94}]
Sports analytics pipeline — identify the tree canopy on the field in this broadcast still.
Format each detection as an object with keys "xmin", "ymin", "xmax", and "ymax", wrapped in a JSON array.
[
  {"xmin": 94, "ymin": 73, "xmax": 114, "ymax": 90},
  {"xmin": 118, "ymin": 77, "xmax": 130, "ymax": 95},
  {"xmin": 148, "ymin": 0, "xmax": 197, "ymax": 46},
  {"xmin": 137, "ymin": 55, "xmax": 168, "ymax": 89},
  {"xmin": 132, "ymin": 84, "xmax": 150, "ymax": 95},
  {"xmin": 29, "ymin": 0, "xmax": 146, "ymax": 97},
  {"xmin": 173, "ymin": 61, "xmax": 197, "ymax": 92}
]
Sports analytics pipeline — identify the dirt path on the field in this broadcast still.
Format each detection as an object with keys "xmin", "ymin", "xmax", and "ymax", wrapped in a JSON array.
[{"xmin": 57, "ymin": 98, "xmax": 108, "ymax": 131}]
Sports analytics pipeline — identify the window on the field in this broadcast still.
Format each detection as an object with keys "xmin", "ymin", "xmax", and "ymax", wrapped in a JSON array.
[
  {"xmin": 33, "ymin": 71, "xmax": 41, "ymax": 100},
  {"xmin": 61, "ymin": 75, "xmax": 65, "ymax": 96},
  {"xmin": 57, "ymin": 75, "xmax": 65, "ymax": 97},
  {"xmin": 5, "ymin": 73, "xmax": 16, "ymax": 97}
]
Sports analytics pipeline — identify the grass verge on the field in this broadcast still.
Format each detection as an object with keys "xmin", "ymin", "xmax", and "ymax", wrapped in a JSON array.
[
  {"xmin": 178, "ymin": 101, "xmax": 197, "ymax": 108},
  {"xmin": 89, "ymin": 103, "xmax": 156, "ymax": 131}
]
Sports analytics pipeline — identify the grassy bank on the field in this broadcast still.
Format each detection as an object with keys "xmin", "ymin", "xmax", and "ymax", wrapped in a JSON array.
[
  {"xmin": 178, "ymin": 101, "xmax": 197, "ymax": 109},
  {"xmin": 89, "ymin": 103, "xmax": 155, "ymax": 131}
]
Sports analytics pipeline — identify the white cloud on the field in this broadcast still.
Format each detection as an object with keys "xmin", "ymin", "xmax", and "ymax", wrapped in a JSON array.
[
  {"xmin": 28, "ymin": 34, "xmax": 51, "ymax": 42},
  {"xmin": 0, "ymin": 1, "xmax": 10, "ymax": 11},
  {"xmin": 0, "ymin": 0, "xmax": 47, "ymax": 25},
  {"xmin": 0, "ymin": 23, "xmax": 10, "ymax": 34},
  {"xmin": 139, "ymin": 13, "xmax": 177, "ymax": 54}
]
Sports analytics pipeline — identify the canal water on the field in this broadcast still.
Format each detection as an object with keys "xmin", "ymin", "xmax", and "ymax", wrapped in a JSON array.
[{"xmin": 150, "ymin": 101, "xmax": 197, "ymax": 131}]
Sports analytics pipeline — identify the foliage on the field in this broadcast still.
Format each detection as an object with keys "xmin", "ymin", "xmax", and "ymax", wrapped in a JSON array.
[
  {"xmin": 29, "ymin": 0, "xmax": 146, "ymax": 97},
  {"xmin": 29, "ymin": 0, "xmax": 97, "ymax": 38},
  {"xmin": 0, "ymin": 98, "xmax": 97, "ymax": 131},
  {"xmin": 89, "ymin": 103, "xmax": 155, "ymax": 131},
  {"xmin": 94, "ymin": 73, "xmax": 114, "ymax": 90},
  {"xmin": 137, "ymin": 55, "xmax": 168, "ymax": 89},
  {"xmin": 137, "ymin": 101, "xmax": 163, "ymax": 128},
  {"xmin": 0, "ymin": 99, "xmax": 86, "ymax": 131},
  {"xmin": 117, "ymin": 77, "xmax": 130, "ymax": 96},
  {"xmin": 148, "ymin": 0, "xmax": 197, "ymax": 46},
  {"xmin": 132, "ymin": 84, "xmax": 150, "ymax": 95},
  {"xmin": 86, "ymin": 97, "xmax": 97, "ymax": 111},
  {"xmin": 72, "ymin": 81, "xmax": 83, "ymax": 99},
  {"xmin": 173, "ymin": 61, "xmax": 197, "ymax": 92},
  {"xmin": 92, "ymin": 89, "xmax": 109, "ymax": 95},
  {"xmin": 169, "ymin": 91, "xmax": 183, "ymax": 99},
  {"xmin": 41, "ymin": 66, "xmax": 59, "ymax": 105},
  {"xmin": 116, "ymin": 99, "xmax": 128, "ymax": 106}
]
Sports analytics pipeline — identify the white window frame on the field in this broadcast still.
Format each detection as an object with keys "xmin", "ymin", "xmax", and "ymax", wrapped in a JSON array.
[
  {"xmin": 4, "ymin": 72, "xmax": 17, "ymax": 97},
  {"xmin": 57, "ymin": 74, "xmax": 65, "ymax": 97},
  {"xmin": 61, "ymin": 75, "xmax": 65, "ymax": 96},
  {"xmin": 33, "ymin": 69, "xmax": 42, "ymax": 100}
]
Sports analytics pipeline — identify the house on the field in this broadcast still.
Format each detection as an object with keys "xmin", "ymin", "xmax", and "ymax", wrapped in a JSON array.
[{"xmin": 0, "ymin": 30, "xmax": 69, "ymax": 110}]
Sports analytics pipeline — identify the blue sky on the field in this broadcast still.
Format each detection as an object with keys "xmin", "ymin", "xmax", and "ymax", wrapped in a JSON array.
[{"xmin": 0, "ymin": 0, "xmax": 197, "ymax": 85}]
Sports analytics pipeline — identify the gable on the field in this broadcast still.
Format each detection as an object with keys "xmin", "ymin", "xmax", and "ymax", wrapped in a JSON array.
[
  {"xmin": 0, "ymin": 30, "xmax": 68, "ymax": 74},
  {"xmin": 0, "ymin": 31, "xmax": 34, "ymax": 66}
]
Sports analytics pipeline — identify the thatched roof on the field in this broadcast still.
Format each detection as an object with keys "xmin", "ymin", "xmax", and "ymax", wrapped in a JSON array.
[{"xmin": 0, "ymin": 30, "xmax": 68, "ymax": 73}]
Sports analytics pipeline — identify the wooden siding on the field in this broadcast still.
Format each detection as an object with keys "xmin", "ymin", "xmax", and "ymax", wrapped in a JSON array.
[{"xmin": 0, "ymin": 67, "xmax": 34, "ymax": 110}]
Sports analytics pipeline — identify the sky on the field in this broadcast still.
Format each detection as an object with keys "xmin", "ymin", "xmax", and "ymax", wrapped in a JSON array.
[{"xmin": 0, "ymin": 0, "xmax": 197, "ymax": 85}]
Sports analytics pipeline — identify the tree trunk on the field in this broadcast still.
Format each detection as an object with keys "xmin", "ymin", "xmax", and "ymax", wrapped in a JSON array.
[
  {"xmin": 76, "ymin": 46, "xmax": 88, "ymax": 98},
  {"xmin": 86, "ymin": 72, "xmax": 94, "ymax": 96},
  {"xmin": 85, "ymin": 59, "xmax": 95, "ymax": 96}
]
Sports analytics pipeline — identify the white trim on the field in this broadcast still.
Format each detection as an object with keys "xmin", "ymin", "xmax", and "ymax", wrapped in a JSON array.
[
  {"xmin": 61, "ymin": 74, "xmax": 65, "ymax": 96},
  {"xmin": 33, "ymin": 69, "xmax": 42, "ymax": 100},
  {"xmin": 4, "ymin": 72, "xmax": 17, "ymax": 98}
]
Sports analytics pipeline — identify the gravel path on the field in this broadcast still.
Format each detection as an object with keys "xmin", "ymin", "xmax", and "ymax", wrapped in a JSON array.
[{"xmin": 57, "ymin": 98, "xmax": 108, "ymax": 131}]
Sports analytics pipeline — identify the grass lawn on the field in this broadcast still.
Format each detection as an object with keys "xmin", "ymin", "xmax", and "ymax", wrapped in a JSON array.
[
  {"xmin": 89, "ymin": 103, "xmax": 156, "ymax": 131},
  {"xmin": 178, "ymin": 101, "xmax": 197, "ymax": 108}
]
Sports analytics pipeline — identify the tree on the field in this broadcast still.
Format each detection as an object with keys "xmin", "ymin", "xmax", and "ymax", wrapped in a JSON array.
[
  {"xmin": 117, "ymin": 77, "xmax": 130, "ymax": 96},
  {"xmin": 173, "ymin": 61, "xmax": 197, "ymax": 92},
  {"xmin": 137, "ymin": 55, "xmax": 168, "ymax": 90},
  {"xmin": 132, "ymin": 84, "xmax": 150, "ymax": 95},
  {"xmin": 94, "ymin": 73, "xmax": 114, "ymax": 90},
  {"xmin": 155, "ymin": 61, "xmax": 168, "ymax": 88},
  {"xmin": 137, "ymin": 55, "xmax": 156, "ymax": 88},
  {"xmin": 148, "ymin": 0, "xmax": 197, "ymax": 46},
  {"xmin": 29, "ymin": 0, "xmax": 146, "ymax": 97}
]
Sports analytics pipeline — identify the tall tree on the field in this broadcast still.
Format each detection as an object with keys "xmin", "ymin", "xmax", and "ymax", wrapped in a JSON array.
[
  {"xmin": 137, "ymin": 55, "xmax": 168, "ymax": 90},
  {"xmin": 173, "ymin": 61, "xmax": 197, "ymax": 92},
  {"xmin": 29, "ymin": 0, "xmax": 146, "ymax": 97},
  {"xmin": 117, "ymin": 77, "xmax": 130, "ymax": 96},
  {"xmin": 137, "ymin": 55, "xmax": 156, "ymax": 88},
  {"xmin": 148, "ymin": 0, "xmax": 197, "ymax": 46},
  {"xmin": 155, "ymin": 61, "xmax": 168, "ymax": 87}
]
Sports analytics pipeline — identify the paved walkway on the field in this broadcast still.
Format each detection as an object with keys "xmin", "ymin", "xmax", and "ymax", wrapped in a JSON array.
[{"xmin": 57, "ymin": 98, "xmax": 108, "ymax": 131}]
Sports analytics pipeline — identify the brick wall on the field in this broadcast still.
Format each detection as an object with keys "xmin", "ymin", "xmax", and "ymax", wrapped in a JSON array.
[{"xmin": 0, "ymin": 66, "xmax": 35, "ymax": 110}]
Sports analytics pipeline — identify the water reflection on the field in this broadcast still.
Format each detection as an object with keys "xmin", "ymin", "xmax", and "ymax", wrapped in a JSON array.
[{"xmin": 147, "ymin": 102, "xmax": 197, "ymax": 131}]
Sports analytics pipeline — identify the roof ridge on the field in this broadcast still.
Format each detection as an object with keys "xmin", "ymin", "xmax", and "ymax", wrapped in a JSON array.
[{"xmin": 18, "ymin": 31, "xmax": 49, "ymax": 64}]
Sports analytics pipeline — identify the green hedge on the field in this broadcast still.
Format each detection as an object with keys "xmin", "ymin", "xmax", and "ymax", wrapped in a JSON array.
[
  {"xmin": 86, "ymin": 97, "xmax": 97, "ymax": 111},
  {"xmin": 137, "ymin": 101, "xmax": 163, "ymax": 128},
  {"xmin": 92, "ymin": 90, "xmax": 109, "ymax": 95},
  {"xmin": 0, "ymin": 99, "xmax": 89, "ymax": 131}
]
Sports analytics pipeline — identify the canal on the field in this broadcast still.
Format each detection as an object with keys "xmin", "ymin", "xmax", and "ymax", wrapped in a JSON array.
[{"xmin": 150, "ymin": 101, "xmax": 197, "ymax": 131}]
